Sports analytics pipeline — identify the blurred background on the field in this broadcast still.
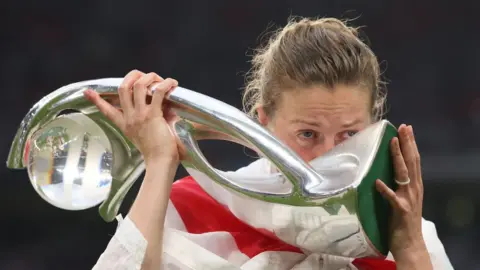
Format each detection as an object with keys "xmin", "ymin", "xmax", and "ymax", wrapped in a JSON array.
[{"xmin": 1, "ymin": 0, "xmax": 479, "ymax": 269}]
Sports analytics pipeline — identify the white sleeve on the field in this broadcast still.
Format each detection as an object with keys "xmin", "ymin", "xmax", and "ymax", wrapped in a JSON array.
[
  {"xmin": 92, "ymin": 215, "xmax": 148, "ymax": 270},
  {"xmin": 422, "ymin": 218, "xmax": 454, "ymax": 270}
]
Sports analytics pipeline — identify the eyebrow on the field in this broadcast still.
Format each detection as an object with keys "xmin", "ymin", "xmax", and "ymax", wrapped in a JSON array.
[
  {"xmin": 290, "ymin": 119, "xmax": 321, "ymax": 127},
  {"xmin": 290, "ymin": 118, "xmax": 363, "ymax": 128},
  {"xmin": 340, "ymin": 119, "xmax": 363, "ymax": 128}
]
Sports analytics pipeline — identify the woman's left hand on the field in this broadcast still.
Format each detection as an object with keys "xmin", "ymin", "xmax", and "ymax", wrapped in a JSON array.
[{"xmin": 375, "ymin": 124, "xmax": 433, "ymax": 269}]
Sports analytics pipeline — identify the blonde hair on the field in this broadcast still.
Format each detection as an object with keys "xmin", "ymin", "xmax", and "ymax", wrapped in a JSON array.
[{"xmin": 243, "ymin": 17, "xmax": 386, "ymax": 121}]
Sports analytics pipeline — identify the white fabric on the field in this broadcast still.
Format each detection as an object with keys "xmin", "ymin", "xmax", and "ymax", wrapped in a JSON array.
[
  {"xmin": 93, "ymin": 159, "xmax": 454, "ymax": 270},
  {"xmin": 186, "ymin": 158, "xmax": 375, "ymax": 258}
]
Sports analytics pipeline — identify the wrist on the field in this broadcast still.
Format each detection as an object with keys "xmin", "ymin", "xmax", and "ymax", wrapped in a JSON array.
[
  {"xmin": 144, "ymin": 155, "xmax": 179, "ymax": 181},
  {"xmin": 393, "ymin": 244, "xmax": 432, "ymax": 270},
  {"xmin": 392, "ymin": 236, "xmax": 427, "ymax": 255},
  {"xmin": 144, "ymin": 153, "xmax": 179, "ymax": 167}
]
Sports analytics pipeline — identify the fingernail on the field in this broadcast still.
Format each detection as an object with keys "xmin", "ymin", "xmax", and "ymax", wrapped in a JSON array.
[
  {"xmin": 166, "ymin": 78, "xmax": 179, "ymax": 88},
  {"xmin": 167, "ymin": 79, "xmax": 178, "ymax": 91}
]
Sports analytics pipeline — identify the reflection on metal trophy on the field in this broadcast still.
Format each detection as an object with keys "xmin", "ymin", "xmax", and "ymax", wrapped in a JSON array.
[{"xmin": 6, "ymin": 78, "xmax": 398, "ymax": 258}]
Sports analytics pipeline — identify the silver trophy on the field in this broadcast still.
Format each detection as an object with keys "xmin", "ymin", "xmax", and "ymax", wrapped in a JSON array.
[{"xmin": 6, "ymin": 78, "xmax": 398, "ymax": 258}]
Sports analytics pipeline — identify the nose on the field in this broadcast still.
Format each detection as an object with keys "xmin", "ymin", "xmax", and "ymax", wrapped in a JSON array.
[{"xmin": 311, "ymin": 136, "xmax": 336, "ymax": 158}]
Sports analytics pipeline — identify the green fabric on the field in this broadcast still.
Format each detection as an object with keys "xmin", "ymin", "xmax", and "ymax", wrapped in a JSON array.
[{"xmin": 357, "ymin": 123, "xmax": 398, "ymax": 256}]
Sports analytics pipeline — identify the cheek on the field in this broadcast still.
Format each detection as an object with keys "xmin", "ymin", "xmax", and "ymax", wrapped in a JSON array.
[{"xmin": 289, "ymin": 145, "xmax": 317, "ymax": 162}]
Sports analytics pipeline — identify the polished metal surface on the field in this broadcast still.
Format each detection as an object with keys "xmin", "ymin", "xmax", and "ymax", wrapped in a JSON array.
[
  {"xmin": 6, "ymin": 78, "xmax": 344, "ymax": 210},
  {"xmin": 6, "ymin": 78, "xmax": 395, "ymax": 258}
]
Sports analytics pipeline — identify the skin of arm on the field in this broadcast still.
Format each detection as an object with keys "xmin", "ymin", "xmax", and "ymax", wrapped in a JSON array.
[{"xmin": 128, "ymin": 157, "xmax": 179, "ymax": 270}]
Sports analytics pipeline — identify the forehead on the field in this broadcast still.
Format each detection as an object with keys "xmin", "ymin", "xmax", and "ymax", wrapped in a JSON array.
[{"xmin": 275, "ymin": 85, "xmax": 371, "ymax": 126}]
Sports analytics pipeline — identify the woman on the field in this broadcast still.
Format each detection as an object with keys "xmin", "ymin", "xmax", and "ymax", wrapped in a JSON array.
[{"xmin": 87, "ymin": 17, "xmax": 453, "ymax": 269}]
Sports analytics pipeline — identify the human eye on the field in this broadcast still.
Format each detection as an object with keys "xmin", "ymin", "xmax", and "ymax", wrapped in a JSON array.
[
  {"xmin": 341, "ymin": 130, "xmax": 358, "ymax": 139},
  {"xmin": 298, "ymin": 130, "xmax": 317, "ymax": 140}
]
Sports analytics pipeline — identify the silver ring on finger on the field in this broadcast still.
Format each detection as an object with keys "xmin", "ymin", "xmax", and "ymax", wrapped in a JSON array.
[
  {"xmin": 149, "ymin": 83, "xmax": 163, "ymax": 93},
  {"xmin": 395, "ymin": 177, "xmax": 411, "ymax": 186}
]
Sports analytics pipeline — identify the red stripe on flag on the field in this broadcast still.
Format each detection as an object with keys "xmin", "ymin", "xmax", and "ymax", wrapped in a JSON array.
[
  {"xmin": 170, "ymin": 176, "xmax": 396, "ymax": 269},
  {"xmin": 352, "ymin": 258, "xmax": 396, "ymax": 270},
  {"xmin": 170, "ymin": 176, "xmax": 302, "ymax": 258}
]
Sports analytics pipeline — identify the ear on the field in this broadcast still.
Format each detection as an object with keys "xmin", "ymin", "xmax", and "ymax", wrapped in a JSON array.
[{"xmin": 256, "ymin": 106, "xmax": 270, "ymax": 127}]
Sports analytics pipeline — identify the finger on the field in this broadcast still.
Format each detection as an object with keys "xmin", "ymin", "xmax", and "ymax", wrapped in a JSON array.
[
  {"xmin": 398, "ymin": 124, "xmax": 418, "ymax": 180},
  {"xmin": 133, "ymin": 72, "xmax": 163, "ymax": 109},
  {"xmin": 376, "ymin": 179, "xmax": 401, "ymax": 209},
  {"xmin": 390, "ymin": 136, "xmax": 409, "ymax": 188},
  {"xmin": 151, "ymin": 78, "xmax": 178, "ymax": 116},
  {"xmin": 409, "ymin": 125, "xmax": 423, "ymax": 187},
  {"xmin": 119, "ymin": 70, "xmax": 143, "ymax": 115},
  {"xmin": 163, "ymin": 106, "xmax": 178, "ymax": 123},
  {"xmin": 84, "ymin": 89, "xmax": 124, "ymax": 128}
]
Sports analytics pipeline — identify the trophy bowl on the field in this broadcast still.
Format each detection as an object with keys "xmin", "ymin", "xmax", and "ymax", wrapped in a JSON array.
[{"xmin": 25, "ymin": 112, "xmax": 113, "ymax": 210}]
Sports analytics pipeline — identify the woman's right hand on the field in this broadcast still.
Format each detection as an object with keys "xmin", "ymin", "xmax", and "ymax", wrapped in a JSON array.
[{"xmin": 84, "ymin": 70, "xmax": 180, "ymax": 164}]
